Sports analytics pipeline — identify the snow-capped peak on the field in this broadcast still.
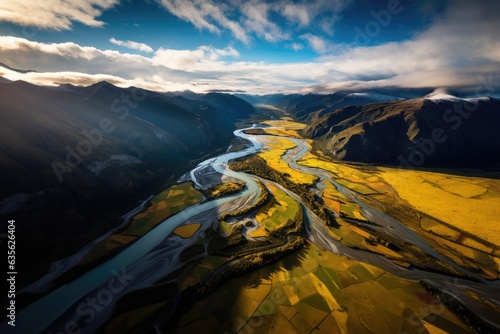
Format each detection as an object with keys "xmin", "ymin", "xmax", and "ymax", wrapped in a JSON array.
[
  {"xmin": 424, "ymin": 91, "xmax": 458, "ymax": 101},
  {"xmin": 423, "ymin": 89, "xmax": 492, "ymax": 104}
]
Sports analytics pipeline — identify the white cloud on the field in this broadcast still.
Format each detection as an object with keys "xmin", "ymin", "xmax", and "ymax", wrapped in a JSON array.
[
  {"xmin": 241, "ymin": 1, "xmax": 290, "ymax": 42},
  {"xmin": 299, "ymin": 33, "xmax": 333, "ymax": 53},
  {"xmin": 109, "ymin": 38, "xmax": 154, "ymax": 53},
  {"xmin": 288, "ymin": 42, "xmax": 304, "ymax": 51},
  {"xmin": 281, "ymin": 3, "xmax": 310, "ymax": 26},
  {"xmin": 157, "ymin": 0, "xmax": 352, "ymax": 45},
  {"xmin": 152, "ymin": 45, "xmax": 239, "ymax": 70},
  {"xmin": 0, "ymin": 0, "xmax": 119, "ymax": 30},
  {"xmin": 1, "ymin": 0, "xmax": 500, "ymax": 96},
  {"xmin": 158, "ymin": 0, "xmax": 249, "ymax": 44}
]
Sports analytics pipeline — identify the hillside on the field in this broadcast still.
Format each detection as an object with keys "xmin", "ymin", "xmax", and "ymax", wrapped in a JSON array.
[
  {"xmin": 301, "ymin": 97, "xmax": 500, "ymax": 167},
  {"xmin": 0, "ymin": 79, "xmax": 254, "ymax": 285}
]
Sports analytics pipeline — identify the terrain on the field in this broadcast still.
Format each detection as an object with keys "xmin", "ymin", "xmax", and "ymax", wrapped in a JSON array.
[
  {"xmin": 301, "ymin": 96, "xmax": 500, "ymax": 167},
  {"xmin": 0, "ymin": 79, "xmax": 255, "ymax": 288},
  {"xmin": 1, "ymin": 85, "xmax": 499, "ymax": 334}
]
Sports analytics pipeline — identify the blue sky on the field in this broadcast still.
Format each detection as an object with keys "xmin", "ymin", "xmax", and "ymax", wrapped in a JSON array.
[{"xmin": 0, "ymin": 0, "xmax": 498, "ymax": 95}]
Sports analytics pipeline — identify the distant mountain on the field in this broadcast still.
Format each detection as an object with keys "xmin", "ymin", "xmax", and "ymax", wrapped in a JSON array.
[
  {"xmin": 301, "ymin": 97, "xmax": 500, "ymax": 167},
  {"xmin": 0, "ymin": 80, "xmax": 254, "ymax": 284},
  {"xmin": 238, "ymin": 91, "xmax": 403, "ymax": 120},
  {"xmin": 233, "ymin": 93, "xmax": 261, "ymax": 105}
]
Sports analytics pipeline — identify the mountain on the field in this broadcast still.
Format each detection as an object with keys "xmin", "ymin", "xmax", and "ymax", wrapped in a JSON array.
[
  {"xmin": 301, "ymin": 96, "xmax": 500, "ymax": 167},
  {"xmin": 242, "ymin": 92, "xmax": 403, "ymax": 121},
  {"xmin": 0, "ymin": 80, "xmax": 254, "ymax": 284}
]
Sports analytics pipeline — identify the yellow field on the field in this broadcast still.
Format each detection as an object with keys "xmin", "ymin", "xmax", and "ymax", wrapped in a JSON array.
[
  {"xmin": 122, "ymin": 182, "xmax": 203, "ymax": 236},
  {"xmin": 378, "ymin": 168, "xmax": 500, "ymax": 245},
  {"xmin": 322, "ymin": 181, "xmax": 342, "ymax": 214},
  {"xmin": 259, "ymin": 137, "xmax": 318, "ymax": 185},
  {"xmin": 176, "ymin": 244, "xmax": 468, "ymax": 334},
  {"xmin": 298, "ymin": 152, "xmax": 375, "ymax": 181},
  {"xmin": 263, "ymin": 127, "xmax": 302, "ymax": 138},
  {"xmin": 297, "ymin": 150, "xmax": 500, "ymax": 247},
  {"xmin": 261, "ymin": 119, "xmax": 306, "ymax": 130},
  {"xmin": 80, "ymin": 182, "xmax": 203, "ymax": 265},
  {"xmin": 250, "ymin": 183, "xmax": 300, "ymax": 237},
  {"xmin": 174, "ymin": 223, "xmax": 201, "ymax": 238}
]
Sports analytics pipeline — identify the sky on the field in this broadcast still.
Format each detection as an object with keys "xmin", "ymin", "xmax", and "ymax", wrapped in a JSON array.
[{"xmin": 0, "ymin": 0, "xmax": 499, "ymax": 95}]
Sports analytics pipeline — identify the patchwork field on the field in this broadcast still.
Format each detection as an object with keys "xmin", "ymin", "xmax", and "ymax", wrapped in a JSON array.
[
  {"xmin": 250, "ymin": 183, "xmax": 300, "ymax": 238},
  {"xmin": 101, "ymin": 118, "xmax": 500, "ymax": 334},
  {"xmin": 378, "ymin": 168, "xmax": 500, "ymax": 246},
  {"xmin": 123, "ymin": 182, "xmax": 203, "ymax": 236},
  {"xmin": 80, "ymin": 182, "xmax": 203, "ymax": 265},
  {"xmin": 174, "ymin": 223, "xmax": 202, "ymax": 238},
  {"xmin": 174, "ymin": 244, "xmax": 469, "ymax": 334}
]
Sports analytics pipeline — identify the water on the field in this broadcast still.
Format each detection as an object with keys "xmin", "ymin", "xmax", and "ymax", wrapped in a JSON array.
[{"xmin": 2, "ymin": 128, "xmax": 262, "ymax": 334}]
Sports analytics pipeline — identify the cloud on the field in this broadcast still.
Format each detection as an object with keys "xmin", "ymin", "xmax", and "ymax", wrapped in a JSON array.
[
  {"xmin": 0, "ymin": 0, "xmax": 119, "ymax": 30},
  {"xmin": 152, "ymin": 45, "xmax": 239, "ymax": 70},
  {"xmin": 158, "ymin": 0, "xmax": 249, "ymax": 44},
  {"xmin": 288, "ymin": 42, "xmax": 304, "ymax": 51},
  {"xmin": 109, "ymin": 38, "xmax": 154, "ymax": 53},
  {"xmin": 299, "ymin": 33, "xmax": 333, "ymax": 53},
  {"xmin": 281, "ymin": 3, "xmax": 310, "ymax": 26},
  {"xmin": 1, "ymin": 0, "xmax": 500, "ymax": 97},
  {"xmin": 241, "ymin": 1, "xmax": 290, "ymax": 42},
  {"xmin": 157, "ymin": 0, "xmax": 352, "ymax": 45}
]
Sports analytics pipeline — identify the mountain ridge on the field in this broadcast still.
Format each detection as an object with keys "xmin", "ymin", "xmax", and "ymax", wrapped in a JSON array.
[{"xmin": 301, "ymin": 96, "xmax": 500, "ymax": 168}]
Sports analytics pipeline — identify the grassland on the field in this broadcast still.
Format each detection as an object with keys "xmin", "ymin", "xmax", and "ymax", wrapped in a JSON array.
[
  {"xmin": 298, "ymin": 152, "xmax": 378, "ymax": 186},
  {"xmin": 250, "ymin": 183, "xmax": 300, "ymax": 238},
  {"xmin": 79, "ymin": 182, "xmax": 203, "ymax": 265},
  {"xmin": 203, "ymin": 181, "xmax": 245, "ymax": 199},
  {"xmin": 174, "ymin": 224, "xmax": 202, "ymax": 238},
  {"xmin": 378, "ymin": 167, "xmax": 500, "ymax": 246},
  {"xmin": 122, "ymin": 182, "xmax": 203, "ymax": 236},
  {"xmin": 297, "ymin": 149, "xmax": 500, "ymax": 277},
  {"xmin": 258, "ymin": 137, "xmax": 318, "ymax": 186},
  {"xmin": 261, "ymin": 119, "xmax": 306, "ymax": 130},
  {"xmin": 175, "ymin": 244, "xmax": 469, "ymax": 334}
]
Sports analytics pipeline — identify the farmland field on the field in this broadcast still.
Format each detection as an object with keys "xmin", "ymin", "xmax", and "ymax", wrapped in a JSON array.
[
  {"xmin": 378, "ymin": 167, "xmax": 500, "ymax": 245},
  {"xmin": 258, "ymin": 137, "xmax": 318, "ymax": 185},
  {"xmin": 79, "ymin": 182, "xmax": 203, "ymax": 265},
  {"xmin": 251, "ymin": 183, "xmax": 300, "ymax": 237},
  {"xmin": 175, "ymin": 244, "xmax": 470, "ymax": 334}
]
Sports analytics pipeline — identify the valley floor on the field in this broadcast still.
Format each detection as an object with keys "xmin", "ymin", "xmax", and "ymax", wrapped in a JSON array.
[{"xmin": 12, "ymin": 115, "xmax": 500, "ymax": 334}]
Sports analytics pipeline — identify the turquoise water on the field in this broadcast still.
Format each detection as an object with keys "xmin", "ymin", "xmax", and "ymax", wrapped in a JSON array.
[{"xmin": 4, "ymin": 129, "xmax": 262, "ymax": 334}]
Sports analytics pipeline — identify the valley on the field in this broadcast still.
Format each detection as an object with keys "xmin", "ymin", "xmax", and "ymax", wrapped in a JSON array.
[{"xmin": 6, "ymin": 108, "xmax": 499, "ymax": 334}]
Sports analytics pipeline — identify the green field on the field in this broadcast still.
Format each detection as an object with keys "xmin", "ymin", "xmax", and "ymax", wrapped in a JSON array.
[
  {"xmin": 80, "ymin": 182, "xmax": 203, "ymax": 265},
  {"xmin": 251, "ymin": 183, "xmax": 300, "ymax": 237},
  {"xmin": 122, "ymin": 182, "xmax": 203, "ymax": 236},
  {"xmin": 175, "ymin": 244, "xmax": 469, "ymax": 334}
]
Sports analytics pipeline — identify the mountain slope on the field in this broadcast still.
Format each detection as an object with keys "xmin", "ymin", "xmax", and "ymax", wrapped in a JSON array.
[
  {"xmin": 301, "ymin": 97, "xmax": 500, "ymax": 167},
  {"xmin": 0, "ymin": 79, "xmax": 254, "ymax": 285},
  {"xmin": 259, "ymin": 92, "xmax": 403, "ymax": 122}
]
